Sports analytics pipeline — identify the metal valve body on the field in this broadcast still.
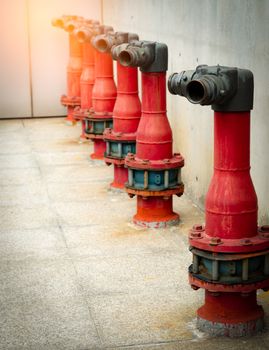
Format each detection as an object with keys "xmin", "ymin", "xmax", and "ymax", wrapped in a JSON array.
[{"xmin": 168, "ymin": 65, "xmax": 269, "ymax": 336}]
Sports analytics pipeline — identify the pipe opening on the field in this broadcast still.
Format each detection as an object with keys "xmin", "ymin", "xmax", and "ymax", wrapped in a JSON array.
[
  {"xmin": 66, "ymin": 24, "xmax": 75, "ymax": 33},
  {"xmin": 186, "ymin": 80, "xmax": 205, "ymax": 103},
  {"xmin": 119, "ymin": 51, "xmax": 132, "ymax": 66},
  {"xmin": 96, "ymin": 39, "xmax": 108, "ymax": 52},
  {"xmin": 52, "ymin": 18, "xmax": 64, "ymax": 28},
  {"xmin": 77, "ymin": 31, "xmax": 86, "ymax": 42}
]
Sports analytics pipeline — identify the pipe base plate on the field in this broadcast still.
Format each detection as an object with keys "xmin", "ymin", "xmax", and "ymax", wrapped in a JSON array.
[
  {"xmin": 133, "ymin": 213, "xmax": 179, "ymax": 229},
  {"xmin": 197, "ymin": 315, "xmax": 264, "ymax": 337}
]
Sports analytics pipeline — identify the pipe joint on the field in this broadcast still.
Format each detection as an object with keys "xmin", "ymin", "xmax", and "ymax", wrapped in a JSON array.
[
  {"xmin": 51, "ymin": 15, "xmax": 81, "ymax": 29},
  {"xmin": 112, "ymin": 41, "xmax": 168, "ymax": 73},
  {"xmin": 74, "ymin": 22, "xmax": 100, "ymax": 43},
  {"xmin": 168, "ymin": 65, "xmax": 253, "ymax": 112},
  {"xmin": 92, "ymin": 31, "xmax": 137, "ymax": 53},
  {"xmin": 91, "ymin": 26, "xmax": 114, "ymax": 50}
]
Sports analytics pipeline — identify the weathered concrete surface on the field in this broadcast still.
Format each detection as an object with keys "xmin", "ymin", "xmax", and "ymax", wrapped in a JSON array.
[{"xmin": 0, "ymin": 117, "xmax": 269, "ymax": 349}]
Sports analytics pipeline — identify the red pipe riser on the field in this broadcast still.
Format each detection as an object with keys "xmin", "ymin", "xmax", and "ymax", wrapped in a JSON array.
[
  {"xmin": 113, "ymin": 62, "xmax": 141, "ymax": 133},
  {"xmin": 105, "ymin": 62, "xmax": 141, "ymax": 189},
  {"xmin": 198, "ymin": 291, "xmax": 263, "ymax": 325},
  {"xmin": 111, "ymin": 165, "xmax": 128, "ymax": 189},
  {"xmin": 134, "ymin": 196, "xmax": 179, "ymax": 226},
  {"xmin": 92, "ymin": 50, "xmax": 117, "ymax": 115},
  {"xmin": 136, "ymin": 72, "xmax": 173, "ymax": 160},
  {"xmin": 80, "ymin": 42, "xmax": 95, "ymax": 109},
  {"xmin": 205, "ymin": 112, "xmax": 258, "ymax": 240},
  {"xmin": 66, "ymin": 34, "xmax": 82, "ymax": 99},
  {"xmin": 91, "ymin": 139, "xmax": 106, "ymax": 160}
]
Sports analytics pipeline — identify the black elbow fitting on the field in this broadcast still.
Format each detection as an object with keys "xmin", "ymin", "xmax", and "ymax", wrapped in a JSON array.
[
  {"xmin": 92, "ymin": 31, "xmax": 138, "ymax": 53},
  {"xmin": 111, "ymin": 41, "xmax": 168, "ymax": 73},
  {"xmin": 168, "ymin": 65, "xmax": 254, "ymax": 112}
]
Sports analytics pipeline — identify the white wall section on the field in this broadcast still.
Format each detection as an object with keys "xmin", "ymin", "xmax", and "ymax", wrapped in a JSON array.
[{"xmin": 0, "ymin": 0, "xmax": 32, "ymax": 118}]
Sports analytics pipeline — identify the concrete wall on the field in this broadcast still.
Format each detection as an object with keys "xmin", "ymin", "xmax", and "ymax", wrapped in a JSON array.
[
  {"xmin": 0, "ymin": 0, "xmax": 101, "ymax": 118},
  {"xmin": 0, "ymin": 0, "xmax": 32, "ymax": 118},
  {"xmin": 103, "ymin": 0, "xmax": 269, "ymax": 223},
  {"xmin": 28, "ymin": 0, "xmax": 101, "ymax": 117}
]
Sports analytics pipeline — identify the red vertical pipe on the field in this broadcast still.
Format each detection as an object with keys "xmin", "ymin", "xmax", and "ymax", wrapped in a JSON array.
[
  {"xmin": 198, "ymin": 291, "xmax": 264, "ymax": 327},
  {"xmin": 205, "ymin": 112, "xmax": 258, "ymax": 239},
  {"xmin": 113, "ymin": 62, "xmax": 141, "ymax": 133},
  {"xmin": 92, "ymin": 50, "xmax": 116, "ymax": 114},
  {"xmin": 66, "ymin": 34, "xmax": 82, "ymax": 124},
  {"xmin": 77, "ymin": 41, "xmax": 95, "ymax": 139},
  {"xmin": 107, "ymin": 62, "xmax": 141, "ymax": 189},
  {"xmin": 90, "ymin": 50, "xmax": 116, "ymax": 159},
  {"xmin": 136, "ymin": 72, "xmax": 173, "ymax": 160}
]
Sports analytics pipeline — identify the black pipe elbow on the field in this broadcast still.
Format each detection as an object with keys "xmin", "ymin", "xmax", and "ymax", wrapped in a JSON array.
[
  {"xmin": 168, "ymin": 65, "xmax": 254, "ymax": 112},
  {"xmin": 111, "ymin": 41, "xmax": 168, "ymax": 73}
]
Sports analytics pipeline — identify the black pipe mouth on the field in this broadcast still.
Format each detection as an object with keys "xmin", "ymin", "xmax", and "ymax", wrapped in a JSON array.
[
  {"xmin": 118, "ymin": 50, "xmax": 132, "ymax": 66},
  {"xmin": 96, "ymin": 38, "xmax": 108, "ymax": 52},
  {"xmin": 168, "ymin": 73, "xmax": 178, "ymax": 95},
  {"xmin": 186, "ymin": 80, "xmax": 206, "ymax": 104}
]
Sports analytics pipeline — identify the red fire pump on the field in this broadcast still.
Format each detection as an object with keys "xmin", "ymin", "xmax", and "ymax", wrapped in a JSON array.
[
  {"xmin": 168, "ymin": 65, "xmax": 269, "ymax": 336},
  {"xmin": 115, "ymin": 41, "xmax": 184, "ymax": 227}
]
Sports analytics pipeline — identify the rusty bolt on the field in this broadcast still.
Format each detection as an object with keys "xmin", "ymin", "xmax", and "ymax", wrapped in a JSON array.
[
  {"xmin": 142, "ymin": 159, "xmax": 149, "ymax": 164},
  {"xmin": 191, "ymin": 284, "xmax": 199, "ymax": 290},
  {"xmin": 209, "ymin": 237, "xmax": 222, "ymax": 246},
  {"xmin": 262, "ymin": 232, "xmax": 269, "ymax": 239},
  {"xmin": 193, "ymin": 224, "xmax": 203, "ymax": 231},
  {"xmin": 127, "ymin": 153, "xmax": 135, "ymax": 160},
  {"xmin": 241, "ymin": 239, "xmax": 253, "ymax": 246},
  {"xmin": 190, "ymin": 231, "xmax": 202, "ymax": 238}
]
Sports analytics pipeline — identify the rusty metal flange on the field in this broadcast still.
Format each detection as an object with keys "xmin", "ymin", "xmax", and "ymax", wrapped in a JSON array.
[
  {"xmin": 61, "ymin": 94, "xmax": 81, "ymax": 106},
  {"xmin": 125, "ymin": 183, "xmax": 184, "ymax": 198},
  {"xmin": 189, "ymin": 225, "xmax": 269, "ymax": 253}
]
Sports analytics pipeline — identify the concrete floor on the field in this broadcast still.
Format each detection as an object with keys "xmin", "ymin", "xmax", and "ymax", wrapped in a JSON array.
[{"xmin": 1, "ymin": 117, "xmax": 269, "ymax": 350}]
